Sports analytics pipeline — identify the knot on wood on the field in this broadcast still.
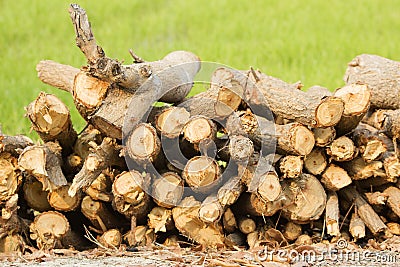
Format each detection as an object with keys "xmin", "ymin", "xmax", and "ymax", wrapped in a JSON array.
[{"xmin": 139, "ymin": 65, "xmax": 152, "ymax": 78}]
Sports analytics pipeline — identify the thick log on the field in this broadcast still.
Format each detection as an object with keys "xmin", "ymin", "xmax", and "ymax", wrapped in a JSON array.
[
  {"xmin": 22, "ymin": 177, "xmax": 51, "ymax": 212},
  {"xmin": 112, "ymin": 170, "xmax": 152, "ymax": 223},
  {"xmin": 172, "ymin": 196, "xmax": 225, "ymax": 247},
  {"xmin": 278, "ymin": 155, "xmax": 303, "ymax": 179},
  {"xmin": 281, "ymin": 174, "xmax": 327, "ymax": 223},
  {"xmin": 69, "ymin": 137, "xmax": 122, "ymax": 197},
  {"xmin": 199, "ymin": 195, "xmax": 224, "ymax": 223},
  {"xmin": 321, "ymin": 164, "xmax": 352, "ymax": 191},
  {"xmin": 246, "ymin": 70, "xmax": 344, "ymax": 127},
  {"xmin": 326, "ymin": 136, "xmax": 357, "ymax": 162},
  {"xmin": 18, "ymin": 143, "xmax": 67, "ymax": 192},
  {"xmin": 344, "ymin": 54, "xmax": 400, "ymax": 109},
  {"xmin": 125, "ymin": 123, "xmax": 160, "ymax": 164},
  {"xmin": 0, "ymin": 153, "xmax": 22, "ymax": 203},
  {"xmin": 36, "ymin": 60, "xmax": 79, "ymax": 93},
  {"xmin": 339, "ymin": 186, "xmax": 387, "ymax": 235},
  {"xmin": 333, "ymin": 83, "xmax": 371, "ymax": 136},
  {"xmin": 0, "ymin": 134, "xmax": 33, "ymax": 157},
  {"xmin": 153, "ymin": 106, "xmax": 190, "ymax": 139},
  {"xmin": 222, "ymin": 208, "xmax": 237, "ymax": 233},
  {"xmin": 98, "ymin": 229, "xmax": 122, "ymax": 248},
  {"xmin": 147, "ymin": 206, "xmax": 173, "ymax": 233},
  {"xmin": 304, "ymin": 148, "xmax": 327, "ymax": 175},
  {"xmin": 26, "ymin": 92, "xmax": 77, "ymax": 154},
  {"xmin": 182, "ymin": 156, "xmax": 221, "ymax": 194},
  {"xmin": 48, "ymin": 183, "xmax": 82, "ymax": 212},
  {"xmin": 312, "ymin": 127, "xmax": 336, "ymax": 147},
  {"xmin": 341, "ymin": 157, "xmax": 385, "ymax": 180},
  {"xmin": 151, "ymin": 172, "xmax": 184, "ymax": 208},
  {"xmin": 325, "ymin": 191, "xmax": 340, "ymax": 236}
]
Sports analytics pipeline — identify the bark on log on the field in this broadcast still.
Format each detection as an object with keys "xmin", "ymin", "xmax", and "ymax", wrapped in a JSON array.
[
  {"xmin": 36, "ymin": 60, "xmax": 79, "ymax": 93},
  {"xmin": 147, "ymin": 206, "xmax": 173, "ymax": 233},
  {"xmin": 326, "ymin": 136, "xmax": 357, "ymax": 162},
  {"xmin": 246, "ymin": 70, "xmax": 344, "ymax": 127},
  {"xmin": 339, "ymin": 186, "xmax": 387, "ymax": 235},
  {"xmin": 48, "ymin": 183, "xmax": 82, "ymax": 212},
  {"xmin": 341, "ymin": 157, "xmax": 385, "ymax": 180},
  {"xmin": 304, "ymin": 148, "xmax": 327, "ymax": 175},
  {"xmin": 325, "ymin": 191, "xmax": 340, "ymax": 236},
  {"xmin": 172, "ymin": 196, "xmax": 225, "ymax": 247},
  {"xmin": 112, "ymin": 170, "xmax": 152, "ymax": 223},
  {"xmin": 0, "ymin": 134, "xmax": 33, "ymax": 157},
  {"xmin": 333, "ymin": 83, "xmax": 371, "ymax": 136},
  {"xmin": 278, "ymin": 155, "xmax": 303, "ymax": 179},
  {"xmin": 26, "ymin": 92, "xmax": 77, "ymax": 154},
  {"xmin": 321, "ymin": 164, "xmax": 352, "ymax": 191},
  {"xmin": 22, "ymin": 177, "xmax": 51, "ymax": 212},
  {"xmin": 151, "ymin": 172, "xmax": 184, "ymax": 208},
  {"xmin": 383, "ymin": 186, "xmax": 400, "ymax": 218},
  {"xmin": 312, "ymin": 127, "xmax": 336, "ymax": 147},
  {"xmin": 281, "ymin": 174, "xmax": 327, "ymax": 223},
  {"xmin": 85, "ymin": 172, "xmax": 113, "ymax": 202},
  {"xmin": 18, "ymin": 143, "xmax": 67, "ymax": 192},
  {"xmin": 0, "ymin": 153, "xmax": 22, "ymax": 203},
  {"xmin": 182, "ymin": 155, "xmax": 221, "ymax": 194},
  {"xmin": 69, "ymin": 137, "xmax": 122, "ymax": 197},
  {"xmin": 344, "ymin": 54, "xmax": 400, "ymax": 109}
]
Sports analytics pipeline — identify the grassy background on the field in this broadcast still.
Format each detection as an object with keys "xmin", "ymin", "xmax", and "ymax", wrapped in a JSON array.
[{"xmin": 1, "ymin": 0, "xmax": 400, "ymax": 137}]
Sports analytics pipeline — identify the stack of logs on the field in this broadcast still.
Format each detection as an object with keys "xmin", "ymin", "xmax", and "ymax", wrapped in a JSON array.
[{"xmin": 2, "ymin": 4, "xmax": 400, "ymax": 253}]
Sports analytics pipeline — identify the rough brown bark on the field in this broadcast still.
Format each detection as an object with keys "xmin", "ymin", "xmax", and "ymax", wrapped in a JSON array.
[
  {"xmin": 0, "ymin": 134, "xmax": 33, "ymax": 157},
  {"xmin": 18, "ymin": 143, "xmax": 67, "ymax": 192},
  {"xmin": 281, "ymin": 174, "xmax": 327, "ymax": 223},
  {"xmin": 326, "ymin": 136, "xmax": 358, "ymax": 162},
  {"xmin": 325, "ymin": 191, "xmax": 340, "ymax": 236},
  {"xmin": 69, "ymin": 137, "xmax": 122, "ymax": 197},
  {"xmin": 321, "ymin": 164, "xmax": 352, "ymax": 191},
  {"xmin": 312, "ymin": 127, "xmax": 336, "ymax": 147},
  {"xmin": 333, "ymin": 83, "xmax": 371, "ymax": 136},
  {"xmin": 26, "ymin": 92, "xmax": 77, "ymax": 154},
  {"xmin": 112, "ymin": 170, "xmax": 152, "ymax": 223},
  {"xmin": 353, "ymin": 123, "xmax": 388, "ymax": 162},
  {"xmin": 341, "ymin": 157, "xmax": 385, "ymax": 180},
  {"xmin": 304, "ymin": 148, "xmax": 327, "ymax": 175},
  {"xmin": 172, "ymin": 196, "xmax": 225, "ymax": 247},
  {"xmin": 344, "ymin": 54, "xmax": 400, "ymax": 109},
  {"xmin": 0, "ymin": 234, "xmax": 25, "ymax": 253},
  {"xmin": 36, "ymin": 60, "xmax": 79, "ymax": 93},
  {"xmin": 340, "ymin": 186, "xmax": 388, "ymax": 235},
  {"xmin": 151, "ymin": 172, "xmax": 184, "ymax": 208},
  {"xmin": 278, "ymin": 155, "xmax": 303, "ymax": 179},
  {"xmin": 246, "ymin": 70, "xmax": 344, "ymax": 127}
]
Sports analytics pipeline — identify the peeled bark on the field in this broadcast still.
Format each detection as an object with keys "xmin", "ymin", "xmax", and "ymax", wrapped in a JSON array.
[
  {"xmin": 344, "ymin": 54, "xmax": 400, "ymax": 109},
  {"xmin": 312, "ymin": 127, "xmax": 336, "ymax": 147},
  {"xmin": 151, "ymin": 172, "xmax": 184, "ymax": 208},
  {"xmin": 0, "ymin": 153, "xmax": 22, "ymax": 203},
  {"xmin": 326, "ymin": 136, "xmax": 357, "ymax": 162},
  {"xmin": 112, "ymin": 170, "xmax": 152, "ymax": 223},
  {"xmin": 69, "ymin": 137, "xmax": 122, "ymax": 197},
  {"xmin": 278, "ymin": 155, "xmax": 303, "ymax": 179},
  {"xmin": 325, "ymin": 191, "xmax": 340, "ymax": 236},
  {"xmin": 304, "ymin": 148, "xmax": 327, "ymax": 175},
  {"xmin": 321, "ymin": 164, "xmax": 352, "ymax": 191},
  {"xmin": 340, "ymin": 186, "xmax": 387, "ymax": 235},
  {"xmin": 383, "ymin": 152, "xmax": 400, "ymax": 181},
  {"xmin": 172, "ymin": 196, "xmax": 225, "ymax": 247},
  {"xmin": 281, "ymin": 174, "xmax": 327, "ymax": 223},
  {"xmin": 18, "ymin": 143, "xmax": 67, "ymax": 192},
  {"xmin": 246, "ymin": 70, "xmax": 344, "ymax": 127},
  {"xmin": 364, "ymin": 191, "xmax": 387, "ymax": 205},
  {"xmin": 26, "ymin": 92, "xmax": 77, "ymax": 154}
]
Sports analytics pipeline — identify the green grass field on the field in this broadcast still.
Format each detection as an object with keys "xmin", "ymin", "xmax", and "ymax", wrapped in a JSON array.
[{"xmin": 1, "ymin": 0, "xmax": 400, "ymax": 138}]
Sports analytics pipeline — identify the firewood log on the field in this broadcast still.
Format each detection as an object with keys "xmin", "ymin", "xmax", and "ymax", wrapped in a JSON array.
[
  {"xmin": 312, "ymin": 127, "xmax": 336, "ymax": 147},
  {"xmin": 26, "ymin": 92, "xmax": 77, "ymax": 154},
  {"xmin": 217, "ymin": 135, "xmax": 254, "ymax": 163},
  {"xmin": 282, "ymin": 221, "xmax": 302, "ymax": 241},
  {"xmin": 235, "ymin": 193, "xmax": 283, "ymax": 217},
  {"xmin": 344, "ymin": 54, "xmax": 400, "ymax": 109},
  {"xmin": 151, "ymin": 172, "xmax": 184, "ymax": 208},
  {"xmin": 222, "ymin": 208, "xmax": 237, "ymax": 233},
  {"xmin": 73, "ymin": 125, "xmax": 102, "ymax": 160},
  {"xmin": 325, "ymin": 191, "xmax": 340, "ymax": 236},
  {"xmin": 112, "ymin": 170, "xmax": 152, "ymax": 223},
  {"xmin": 172, "ymin": 196, "xmax": 225, "ymax": 247},
  {"xmin": 199, "ymin": 195, "xmax": 224, "ymax": 224},
  {"xmin": 238, "ymin": 217, "xmax": 256, "ymax": 234},
  {"xmin": 304, "ymin": 148, "xmax": 327, "ymax": 175},
  {"xmin": 0, "ymin": 153, "xmax": 22, "ymax": 203},
  {"xmin": 48, "ymin": 183, "xmax": 82, "ymax": 212},
  {"xmin": 278, "ymin": 155, "xmax": 303, "ymax": 179},
  {"xmin": 217, "ymin": 176, "xmax": 244, "ymax": 207},
  {"xmin": 383, "ymin": 186, "xmax": 400, "ymax": 218},
  {"xmin": 387, "ymin": 222, "xmax": 400, "ymax": 236},
  {"xmin": 326, "ymin": 136, "xmax": 358, "ymax": 162},
  {"xmin": 182, "ymin": 116, "xmax": 216, "ymax": 150},
  {"xmin": 0, "ymin": 234, "xmax": 25, "ymax": 253},
  {"xmin": 246, "ymin": 69, "xmax": 344, "ymax": 127},
  {"xmin": 147, "ymin": 206, "xmax": 173, "ymax": 233},
  {"xmin": 281, "ymin": 174, "xmax": 327, "ymax": 223},
  {"xmin": 341, "ymin": 157, "xmax": 385, "ymax": 180},
  {"xmin": 98, "ymin": 229, "xmax": 122, "ymax": 248},
  {"xmin": 18, "ymin": 143, "xmax": 67, "ymax": 192},
  {"xmin": 383, "ymin": 152, "xmax": 400, "ymax": 181},
  {"xmin": 85, "ymin": 172, "xmax": 113, "ymax": 202},
  {"xmin": 349, "ymin": 209, "xmax": 366, "ymax": 240},
  {"xmin": 153, "ymin": 106, "xmax": 190, "ymax": 139},
  {"xmin": 340, "ymin": 186, "xmax": 387, "ymax": 235},
  {"xmin": 333, "ymin": 83, "xmax": 371, "ymax": 136},
  {"xmin": 22, "ymin": 177, "xmax": 51, "ymax": 212},
  {"xmin": 321, "ymin": 164, "xmax": 352, "ymax": 191},
  {"xmin": 69, "ymin": 137, "xmax": 123, "ymax": 197},
  {"xmin": 0, "ymin": 134, "xmax": 33, "ymax": 157},
  {"xmin": 353, "ymin": 123, "xmax": 388, "ymax": 162}
]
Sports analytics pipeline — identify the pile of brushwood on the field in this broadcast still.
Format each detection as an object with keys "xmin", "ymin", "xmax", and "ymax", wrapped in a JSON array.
[{"xmin": 2, "ymin": 4, "xmax": 400, "ymax": 258}]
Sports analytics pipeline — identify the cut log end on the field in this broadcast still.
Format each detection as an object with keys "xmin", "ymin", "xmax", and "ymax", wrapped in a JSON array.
[
  {"xmin": 315, "ymin": 97, "xmax": 344, "ymax": 127},
  {"xmin": 321, "ymin": 164, "xmax": 352, "ymax": 191},
  {"xmin": 279, "ymin": 155, "xmax": 303, "ymax": 179},
  {"xmin": 327, "ymin": 136, "xmax": 357, "ymax": 162},
  {"xmin": 48, "ymin": 184, "xmax": 81, "ymax": 212},
  {"xmin": 127, "ymin": 123, "xmax": 160, "ymax": 162},
  {"xmin": 152, "ymin": 172, "xmax": 184, "ymax": 208},
  {"xmin": 183, "ymin": 116, "xmax": 216, "ymax": 144},
  {"xmin": 155, "ymin": 107, "xmax": 190, "ymax": 138},
  {"xmin": 304, "ymin": 148, "xmax": 327, "ymax": 175},
  {"xmin": 183, "ymin": 156, "xmax": 220, "ymax": 193},
  {"xmin": 312, "ymin": 127, "xmax": 336, "ymax": 147}
]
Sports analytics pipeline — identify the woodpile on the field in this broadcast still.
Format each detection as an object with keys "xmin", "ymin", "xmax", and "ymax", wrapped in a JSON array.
[{"xmin": 2, "ymin": 4, "xmax": 400, "ymax": 255}]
